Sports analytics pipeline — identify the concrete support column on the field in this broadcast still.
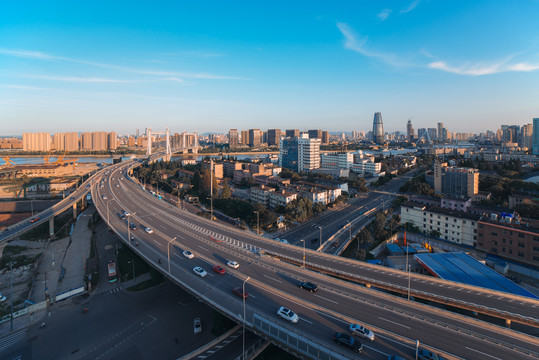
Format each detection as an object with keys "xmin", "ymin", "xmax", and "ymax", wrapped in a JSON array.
[
  {"xmin": 505, "ymin": 319, "xmax": 511, "ymax": 328},
  {"xmin": 73, "ymin": 203, "xmax": 77, "ymax": 219},
  {"xmin": 49, "ymin": 217, "xmax": 54, "ymax": 237},
  {"xmin": 82, "ymin": 196, "xmax": 87, "ymax": 208}
]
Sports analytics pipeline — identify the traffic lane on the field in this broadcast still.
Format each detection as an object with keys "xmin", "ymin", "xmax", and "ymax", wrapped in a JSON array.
[
  {"xmin": 129, "ymin": 212, "xmax": 537, "ymax": 360},
  {"xmin": 111, "ymin": 173, "xmax": 539, "ymax": 326}
]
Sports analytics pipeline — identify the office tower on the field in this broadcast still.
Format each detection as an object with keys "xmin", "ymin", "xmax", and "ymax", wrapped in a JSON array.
[
  {"xmin": 267, "ymin": 129, "xmax": 282, "ymax": 146},
  {"xmin": 322, "ymin": 131, "xmax": 329, "ymax": 144},
  {"xmin": 279, "ymin": 134, "xmax": 321, "ymax": 172},
  {"xmin": 308, "ymin": 129, "xmax": 323, "ymax": 140},
  {"xmin": 534, "ymin": 118, "xmax": 539, "ymax": 155},
  {"xmin": 286, "ymin": 129, "xmax": 300, "ymax": 138},
  {"xmin": 240, "ymin": 130, "xmax": 248, "ymax": 145},
  {"xmin": 437, "ymin": 123, "xmax": 444, "ymax": 139},
  {"xmin": 228, "ymin": 129, "xmax": 239, "ymax": 147},
  {"xmin": 407, "ymin": 119, "xmax": 414, "ymax": 140},
  {"xmin": 248, "ymin": 129, "xmax": 262, "ymax": 147},
  {"xmin": 502, "ymin": 125, "xmax": 520, "ymax": 143},
  {"xmin": 427, "ymin": 128, "xmax": 437, "ymax": 142},
  {"xmin": 23, "ymin": 132, "xmax": 51, "ymax": 151},
  {"xmin": 521, "ymin": 124, "xmax": 533, "ymax": 148},
  {"xmin": 108, "ymin": 132, "xmax": 117, "ymax": 150},
  {"xmin": 372, "ymin": 112, "xmax": 384, "ymax": 144}
]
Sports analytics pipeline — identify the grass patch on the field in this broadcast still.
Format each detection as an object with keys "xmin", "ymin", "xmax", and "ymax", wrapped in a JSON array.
[
  {"xmin": 0, "ymin": 254, "xmax": 39, "ymax": 269},
  {"xmin": 117, "ymin": 245, "xmax": 151, "ymax": 282},
  {"xmin": 3, "ymin": 245, "xmax": 28, "ymax": 256},
  {"xmin": 211, "ymin": 309, "xmax": 236, "ymax": 336}
]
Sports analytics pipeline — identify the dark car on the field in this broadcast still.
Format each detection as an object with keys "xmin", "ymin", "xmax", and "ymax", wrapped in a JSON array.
[
  {"xmin": 333, "ymin": 332, "xmax": 362, "ymax": 353},
  {"xmin": 310, "ymin": 238, "xmax": 318, "ymax": 243},
  {"xmin": 232, "ymin": 287, "xmax": 249, "ymax": 299},
  {"xmin": 298, "ymin": 282, "xmax": 318, "ymax": 292},
  {"xmin": 129, "ymin": 223, "xmax": 137, "ymax": 230}
]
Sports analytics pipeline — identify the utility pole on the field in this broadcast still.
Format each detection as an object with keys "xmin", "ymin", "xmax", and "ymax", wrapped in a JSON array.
[
  {"xmin": 210, "ymin": 159, "xmax": 214, "ymax": 221},
  {"xmin": 10, "ymin": 262, "xmax": 14, "ymax": 331}
]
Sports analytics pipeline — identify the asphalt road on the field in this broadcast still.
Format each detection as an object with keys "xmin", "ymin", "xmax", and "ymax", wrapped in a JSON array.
[
  {"xmin": 1, "ymin": 280, "xmax": 222, "ymax": 360},
  {"xmin": 91, "ymin": 162, "xmax": 539, "ymax": 360}
]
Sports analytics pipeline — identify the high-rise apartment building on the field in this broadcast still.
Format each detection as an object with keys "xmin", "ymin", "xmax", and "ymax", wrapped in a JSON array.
[
  {"xmin": 533, "ymin": 118, "xmax": 539, "ymax": 155},
  {"xmin": 267, "ymin": 129, "xmax": 282, "ymax": 146},
  {"xmin": 407, "ymin": 119, "xmax": 414, "ymax": 140},
  {"xmin": 240, "ymin": 130, "xmax": 248, "ymax": 146},
  {"xmin": 437, "ymin": 123, "xmax": 444, "ymax": 139},
  {"xmin": 322, "ymin": 131, "xmax": 329, "ymax": 144},
  {"xmin": 23, "ymin": 132, "xmax": 51, "ymax": 151},
  {"xmin": 108, "ymin": 132, "xmax": 117, "ymax": 150},
  {"xmin": 248, "ymin": 129, "xmax": 262, "ymax": 147},
  {"xmin": 521, "ymin": 124, "xmax": 533, "ymax": 149},
  {"xmin": 228, "ymin": 129, "xmax": 239, "ymax": 147},
  {"xmin": 279, "ymin": 134, "xmax": 321, "ymax": 172},
  {"xmin": 91, "ymin": 132, "xmax": 108, "ymax": 151},
  {"xmin": 372, "ymin": 112, "xmax": 384, "ymax": 144},
  {"xmin": 286, "ymin": 129, "xmax": 300, "ymax": 138},
  {"xmin": 308, "ymin": 129, "xmax": 323, "ymax": 140},
  {"xmin": 434, "ymin": 162, "xmax": 479, "ymax": 198},
  {"xmin": 428, "ymin": 128, "xmax": 437, "ymax": 142},
  {"xmin": 52, "ymin": 132, "xmax": 79, "ymax": 151}
]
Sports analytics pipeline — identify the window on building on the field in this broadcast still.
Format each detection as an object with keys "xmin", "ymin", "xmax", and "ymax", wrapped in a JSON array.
[
  {"xmin": 492, "ymin": 232, "xmax": 498, "ymax": 236},
  {"xmin": 518, "ymin": 243, "xmax": 525, "ymax": 248},
  {"xmin": 518, "ymin": 252, "xmax": 524, "ymax": 257},
  {"xmin": 518, "ymin": 233, "xmax": 525, "ymax": 238},
  {"xmin": 533, "ymin": 246, "xmax": 539, "ymax": 252}
]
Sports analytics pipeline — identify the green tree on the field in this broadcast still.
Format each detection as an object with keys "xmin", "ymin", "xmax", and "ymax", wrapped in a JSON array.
[{"xmin": 220, "ymin": 179, "xmax": 232, "ymax": 199}]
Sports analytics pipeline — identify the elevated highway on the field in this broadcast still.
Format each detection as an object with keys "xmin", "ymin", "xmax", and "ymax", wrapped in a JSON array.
[{"xmin": 91, "ymin": 160, "xmax": 539, "ymax": 360}]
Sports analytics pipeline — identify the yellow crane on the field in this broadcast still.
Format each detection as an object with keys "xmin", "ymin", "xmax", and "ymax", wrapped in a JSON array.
[
  {"xmin": 2, "ymin": 156, "xmax": 16, "ymax": 166},
  {"xmin": 43, "ymin": 150, "xmax": 53, "ymax": 164}
]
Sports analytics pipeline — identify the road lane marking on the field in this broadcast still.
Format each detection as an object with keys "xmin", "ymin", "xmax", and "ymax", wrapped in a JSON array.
[
  {"xmin": 465, "ymin": 347, "xmax": 501, "ymax": 360},
  {"xmin": 197, "ymin": 245, "xmax": 209, "ymax": 251},
  {"xmin": 313, "ymin": 294, "xmax": 339, "ymax": 304},
  {"xmin": 378, "ymin": 317, "xmax": 411, "ymax": 329},
  {"xmin": 363, "ymin": 345, "xmax": 389, "ymax": 356},
  {"xmin": 301, "ymin": 318, "xmax": 313, "ymax": 324},
  {"xmin": 263, "ymin": 274, "xmax": 283, "ymax": 283},
  {"xmin": 152, "ymin": 240, "xmax": 160, "ymax": 246}
]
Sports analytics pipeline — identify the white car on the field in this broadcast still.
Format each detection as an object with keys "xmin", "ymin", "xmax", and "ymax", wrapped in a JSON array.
[
  {"xmin": 193, "ymin": 318, "xmax": 202, "ymax": 334},
  {"xmin": 102, "ymin": 195, "xmax": 107, "ymax": 200},
  {"xmin": 277, "ymin": 306, "xmax": 299, "ymax": 323},
  {"xmin": 349, "ymin": 324, "xmax": 375, "ymax": 341},
  {"xmin": 144, "ymin": 227, "xmax": 153, "ymax": 234},
  {"xmin": 0, "ymin": 295, "xmax": 6, "ymax": 303},
  {"xmin": 183, "ymin": 250, "xmax": 194, "ymax": 259},
  {"xmin": 193, "ymin": 267, "xmax": 207, "ymax": 277},
  {"xmin": 227, "ymin": 260, "xmax": 239, "ymax": 269}
]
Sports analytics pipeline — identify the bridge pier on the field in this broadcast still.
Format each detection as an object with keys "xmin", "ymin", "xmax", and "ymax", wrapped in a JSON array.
[
  {"xmin": 73, "ymin": 203, "xmax": 77, "ymax": 219},
  {"xmin": 49, "ymin": 217, "xmax": 54, "ymax": 237},
  {"xmin": 82, "ymin": 196, "xmax": 87, "ymax": 208}
]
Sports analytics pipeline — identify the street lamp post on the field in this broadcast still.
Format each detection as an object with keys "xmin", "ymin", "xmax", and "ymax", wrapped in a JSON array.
[
  {"xmin": 254, "ymin": 211, "xmax": 259, "ymax": 236},
  {"xmin": 167, "ymin": 237, "xmax": 177, "ymax": 274},
  {"xmin": 408, "ymin": 264, "xmax": 412, "ymax": 301},
  {"xmin": 300, "ymin": 240, "xmax": 305, "ymax": 268},
  {"xmin": 242, "ymin": 276, "xmax": 250, "ymax": 360},
  {"xmin": 318, "ymin": 226, "xmax": 322, "ymax": 248},
  {"xmin": 30, "ymin": 199, "xmax": 34, "ymax": 217}
]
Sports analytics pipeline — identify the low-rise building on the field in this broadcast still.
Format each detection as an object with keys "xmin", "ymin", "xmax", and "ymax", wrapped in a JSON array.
[
  {"xmin": 250, "ymin": 185, "xmax": 275, "ymax": 207},
  {"xmin": 400, "ymin": 202, "xmax": 479, "ymax": 247},
  {"xmin": 440, "ymin": 195, "xmax": 471, "ymax": 212},
  {"xmin": 477, "ymin": 215, "xmax": 539, "ymax": 268},
  {"xmin": 320, "ymin": 152, "xmax": 354, "ymax": 169},
  {"xmin": 269, "ymin": 190, "xmax": 297, "ymax": 209}
]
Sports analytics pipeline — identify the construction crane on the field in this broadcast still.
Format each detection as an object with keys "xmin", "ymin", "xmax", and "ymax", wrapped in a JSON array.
[
  {"xmin": 53, "ymin": 151, "xmax": 66, "ymax": 165},
  {"xmin": 2, "ymin": 156, "xmax": 17, "ymax": 166},
  {"xmin": 43, "ymin": 150, "xmax": 53, "ymax": 164}
]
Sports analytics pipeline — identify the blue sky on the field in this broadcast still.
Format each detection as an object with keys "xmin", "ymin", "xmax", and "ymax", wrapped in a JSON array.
[{"xmin": 1, "ymin": 1, "xmax": 538, "ymax": 135}]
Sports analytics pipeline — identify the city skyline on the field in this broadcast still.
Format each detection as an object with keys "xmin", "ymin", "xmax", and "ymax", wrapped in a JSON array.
[{"xmin": 2, "ymin": 1, "xmax": 539, "ymax": 134}]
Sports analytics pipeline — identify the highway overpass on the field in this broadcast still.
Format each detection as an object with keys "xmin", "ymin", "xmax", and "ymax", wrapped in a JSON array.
[{"xmin": 91, "ymin": 159, "xmax": 539, "ymax": 360}]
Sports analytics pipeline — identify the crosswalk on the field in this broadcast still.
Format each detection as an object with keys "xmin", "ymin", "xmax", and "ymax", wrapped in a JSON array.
[
  {"xmin": 196, "ymin": 330, "xmax": 242, "ymax": 359},
  {"xmin": 105, "ymin": 287, "xmax": 121, "ymax": 295},
  {"xmin": 0, "ymin": 329, "xmax": 26, "ymax": 354}
]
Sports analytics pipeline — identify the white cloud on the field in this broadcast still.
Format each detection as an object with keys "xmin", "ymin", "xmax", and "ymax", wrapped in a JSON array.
[
  {"xmin": 401, "ymin": 0, "xmax": 421, "ymax": 14},
  {"xmin": 23, "ymin": 75, "xmax": 131, "ymax": 83},
  {"xmin": 428, "ymin": 59, "xmax": 539, "ymax": 75},
  {"xmin": 377, "ymin": 9, "xmax": 392, "ymax": 21},
  {"xmin": 0, "ymin": 48, "xmax": 248, "ymax": 81},
  {"xmin": 336, "ymin": 22, "xmax": 404, "ymax": 66}
]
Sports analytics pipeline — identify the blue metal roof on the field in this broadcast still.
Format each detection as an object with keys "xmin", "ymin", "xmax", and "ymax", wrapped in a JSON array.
[
  {"xmin": 386, "ymin": 244, "xmax": 405, "ymax": 255},
  {"xmin": 414, "ymin": 252, "xmax": 538, "ymax": 299}
]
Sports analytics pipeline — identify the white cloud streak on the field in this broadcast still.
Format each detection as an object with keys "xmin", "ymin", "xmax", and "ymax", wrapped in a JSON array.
[
  {"xmin": 428, "ymin": 59, "xmax": 539, "ymax": 75},
  {"xmin": 337, "ymin": 22, "xmax": 404, "ymax": 66},
  {"xmin": 22, "ymin": 75, "xmax": 131, "ymax": 83},
  {"xmin": 0, "ymin": 48, "xmax": 248, "ymax": 81},
  {"xmin": 401, "ymin": 0, "xmax": 421, "ymax": 14},
  {"xmin": 377, "ymin": 9, "xmax": 392, "ymax": 21}
]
